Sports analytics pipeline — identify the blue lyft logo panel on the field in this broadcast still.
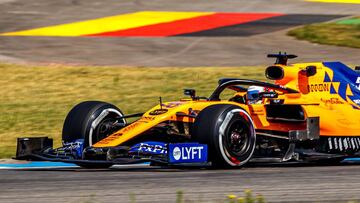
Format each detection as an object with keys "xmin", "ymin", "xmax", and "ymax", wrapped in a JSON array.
[{"xmin": 168, "ymin": 143, "xmax": 207, "ymax": 163}]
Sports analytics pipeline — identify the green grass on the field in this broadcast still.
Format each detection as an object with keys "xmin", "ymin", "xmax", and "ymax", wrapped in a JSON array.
[
  {"xmin": 288, "ymin": 17, "xmax": 360, "ymax": 48},
  {"xmin": 0, "ymin": 63, "xmax": 264, "ymax": 158},
  {"xmin": 128, "ymin": 190, "xmax": 267, "ymax": 203},
  {"xmin": 337, "ymin": 17, "xmax": 360, "ymax": 25}
]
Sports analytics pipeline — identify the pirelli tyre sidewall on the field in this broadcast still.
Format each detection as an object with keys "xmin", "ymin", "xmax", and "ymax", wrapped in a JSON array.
[
  {"xmin": 193, "ymin": 104, "xmax": 256, "ymax": 168},
  {"xmin": 62, "ymin": 101, "xmax": 126, "ymax": 147}
]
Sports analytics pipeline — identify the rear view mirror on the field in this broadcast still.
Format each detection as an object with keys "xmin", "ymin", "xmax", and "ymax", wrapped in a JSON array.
[
  {"xmin": 305, "ymin": 66, "xmax": 317, "ymax": 77},
  {"xmin": 184, "ymin": 89, "xmax": 196, "ymax": 99}
]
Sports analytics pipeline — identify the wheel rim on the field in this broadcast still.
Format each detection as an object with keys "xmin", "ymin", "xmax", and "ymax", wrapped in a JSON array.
[
  {"xmin": 218, "ymin": 109, "xmax": 256, "ymax": 166},
  {"xmin": 93, "ymin": 116, "xmax": 121, "ymax": 144},
  {"xmin": 224, "ymin": 119, "xmax": 251, "ymax": 157},
  {"xmin": 89, "ymin": 108, "xmax": 125, "ymax": 146}
]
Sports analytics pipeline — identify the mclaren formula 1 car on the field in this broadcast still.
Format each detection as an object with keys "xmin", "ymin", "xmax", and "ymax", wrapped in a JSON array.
[{"xmin": 16, "ymin": 53, "xmax": 360, "ymax": 168}]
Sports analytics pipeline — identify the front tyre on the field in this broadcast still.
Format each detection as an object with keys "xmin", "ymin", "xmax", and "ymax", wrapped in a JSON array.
[
  {"xmin": 193, "ymin": 104, "xmax": 256, "ymax": 168},
  {"xmin": 62, "ymin": 101, "xmax": 126, "ymax": 148}
]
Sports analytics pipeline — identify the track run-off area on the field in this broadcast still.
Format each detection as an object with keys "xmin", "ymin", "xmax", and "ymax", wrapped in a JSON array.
[
  {"xmin": 0, "ymin": 0, "xmax": 360, "ymax": 66},
  {"xmin": 1, "ymin": 161, "xmax": 360, "ymax": 203}
]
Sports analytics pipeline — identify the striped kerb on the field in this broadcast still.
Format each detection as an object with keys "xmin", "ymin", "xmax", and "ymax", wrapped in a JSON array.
[
  {"xmin": 88, "ymin": 13, "xmax": 282, "ymax": 37},
  {"xmin": 0, "ymin": 11, "xmax": 282, "ymax": 37}
]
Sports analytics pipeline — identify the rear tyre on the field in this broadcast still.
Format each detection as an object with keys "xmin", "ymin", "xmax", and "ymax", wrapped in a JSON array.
[
  {"xmin": 193, "ymin": 104, "xmax": 256, "ymax": 168},
  {"xmin": 62, "ymin": 101, "xmax": 126, "ymax": 168}
]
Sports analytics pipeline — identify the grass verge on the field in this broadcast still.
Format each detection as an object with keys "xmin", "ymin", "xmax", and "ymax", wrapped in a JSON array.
[
  {"xmin": 0, "ymin": 63, "xmax": 264, "ymax": 158},
  {"xmin": 288, "ymin": 18, "xmax": 360, "ymax": 48}
]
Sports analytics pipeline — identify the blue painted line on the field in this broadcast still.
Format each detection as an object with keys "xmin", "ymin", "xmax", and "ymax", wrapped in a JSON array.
[
  {"xmin": 0, "ymin": 161, "xmax": 151, "ymax": 169},
  {"xmin": 137, "ymin": 162, "xmax": 151, "ymax": 165},
  {"xmin": 344, "ymin": 158, "xmax": 360, "ymax": 162},
  {"xmin": 0, "ymin": 161, "xmax": 78, "ymax": 168},
  {"xmin": 1, "ymin": 159, "xmax": 357, "ymax": 169}
]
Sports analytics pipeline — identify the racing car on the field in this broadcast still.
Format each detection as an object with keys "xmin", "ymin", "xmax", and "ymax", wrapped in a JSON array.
[{"xmin": 15, "ymin": 53, "xmax": 360, "ymax": 168}]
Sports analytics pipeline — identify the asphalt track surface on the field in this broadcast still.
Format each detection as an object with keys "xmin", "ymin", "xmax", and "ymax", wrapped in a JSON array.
[
  {"xmin": 0, "ymin": 163, "xmax": 360, "ymax": 203},
  {"xmin": 0, "ymin": 0, "xmax": 359, "ymax": 66}
]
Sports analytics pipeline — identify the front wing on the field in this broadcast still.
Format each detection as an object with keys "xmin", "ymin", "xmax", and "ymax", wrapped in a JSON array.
[{"xmin": 15, "ymin": 137, "xmax": 209, "ymax": 167}]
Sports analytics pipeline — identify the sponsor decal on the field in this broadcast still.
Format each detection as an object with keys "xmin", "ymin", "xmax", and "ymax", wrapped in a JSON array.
[
  {"xmin": 350, "ymin": 77, "xmax": 360, "ymax": 106},
  {"xmin": 260, "ymin": 92, "xmax": 278, "ymax": 98},
  {"xmin": 172, "ymin": 147, "xmax": 181, "ymax": 160},
  {"xmin": 270, "ymin": 99, "xmax": 284, "ymax": 104},
  {"xmin": 141, "ymin": 116, "xmax": 155, "ymax": 121},
  {"xmin": 96, "ymin": 134, "xmax": 119, "ymax": 145},
  {"xmin": 129, "ymin": 142, "xmax": 167, "ymax": 155},
  {"xmin": 149, "ymin": 109, "xmax": 168, "ymax": 115},
  {"xmin": 63, "ymin": 139, "xmax": 84, "ymax": 158},
  {"xmin": 95, "ymin": 121, "xmax": 142, "ymax": 145},
  {"xmin": 307, "ymin": 83, "xmax": 330, "ymax": 92},
  {"xmin": 320, "ymin": 98, "xmax": 344, "ymax": 105},
  {"xmin": 168, "ymin": 143, "xmax": 207, "ymax": 163},
  {"xmin": 161, "ymin": 102, "xmax": 184, "ymax": 109},
  {"xmin": 121, "ymin": 122, "xmax": 142, "ymax": 133},
  {"xmin": 250, "ymin": 109, "xmax": 264, "ymax": 115}
]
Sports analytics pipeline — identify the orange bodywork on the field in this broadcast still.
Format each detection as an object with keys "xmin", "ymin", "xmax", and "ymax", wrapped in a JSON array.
[
  {"xmin": 272, "ymin": 62, "xmax": 360, "ymax": 136},
  {"xmin": 94, "ymin": 61, "xmax": 360, "ymax": 148}
]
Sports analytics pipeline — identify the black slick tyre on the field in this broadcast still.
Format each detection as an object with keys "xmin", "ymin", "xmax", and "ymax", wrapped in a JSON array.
[
  {"xmin": 193, "ymin": 104, "xmax": 256, "ymax": 168},
  {"xmin": 62, "ymin": 101, "xmax": 126, "ymax": 148}
]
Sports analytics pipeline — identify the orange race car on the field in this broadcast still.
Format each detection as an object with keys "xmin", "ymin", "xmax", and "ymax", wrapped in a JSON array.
[{"xmin": 15, "ymin": 53, "xmax": 360, "ymax": 168}]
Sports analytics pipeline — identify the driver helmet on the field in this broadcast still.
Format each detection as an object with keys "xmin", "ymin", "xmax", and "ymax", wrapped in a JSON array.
[{"xmin": 247, "ymin": 86, "xmax": 265, "ymax": 104}]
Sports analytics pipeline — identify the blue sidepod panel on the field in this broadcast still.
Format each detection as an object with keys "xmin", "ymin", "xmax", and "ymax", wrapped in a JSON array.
[{"xmin": 323, "ymin": 62, "xmax": 360, "ymax": 108}]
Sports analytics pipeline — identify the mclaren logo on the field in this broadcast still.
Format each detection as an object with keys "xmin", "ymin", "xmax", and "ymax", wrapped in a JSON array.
[
  {"xmin": 149, "ymin": 109, "xmax": 168, "ymax": 115},
  {"xmin": 308, "ymin": 83, "xmax": 330, "ymax": 92}
]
